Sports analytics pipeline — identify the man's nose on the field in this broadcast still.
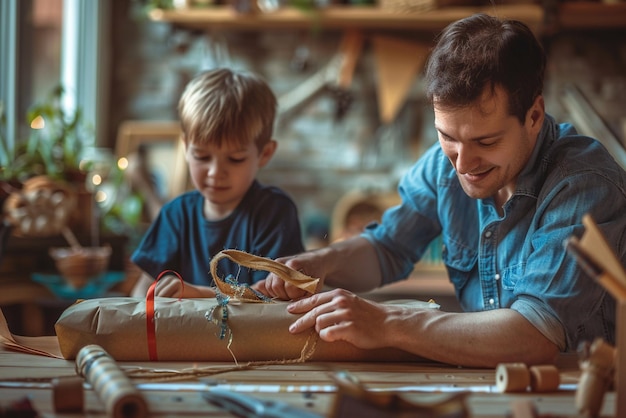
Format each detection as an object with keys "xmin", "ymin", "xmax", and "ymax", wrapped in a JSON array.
[
  {"xmin": 455, "ymin": 144, "xmax": 479, "ymax": 174},
  {"xmin": 456, "ymin": 144, "xmax": 480, "ymax": 174}
]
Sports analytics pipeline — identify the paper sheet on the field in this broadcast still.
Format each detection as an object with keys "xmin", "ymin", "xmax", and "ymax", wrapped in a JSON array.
[{"xmin": 0, "ymin": 306, "xmax": 63, "ymax": 358}]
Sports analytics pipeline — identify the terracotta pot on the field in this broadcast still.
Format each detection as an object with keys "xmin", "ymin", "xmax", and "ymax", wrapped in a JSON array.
[{"xmin": 49, "ymin": 245, "xmax": 112, "ymax": 289}]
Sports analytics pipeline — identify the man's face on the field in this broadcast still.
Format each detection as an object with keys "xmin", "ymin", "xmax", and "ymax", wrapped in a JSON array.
[{"xmin": 434, "ymin": 86, "xmax": 544, "ymax": 208}]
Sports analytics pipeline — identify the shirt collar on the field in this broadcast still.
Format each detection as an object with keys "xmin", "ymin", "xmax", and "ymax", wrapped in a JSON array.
[{"xmin": 514, "ymin": 113, "xmax": 558, "ymax": 196}]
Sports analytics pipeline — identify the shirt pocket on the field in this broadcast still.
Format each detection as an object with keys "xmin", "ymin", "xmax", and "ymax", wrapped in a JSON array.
[
  {"xmin": 500, "ymin": 262, "xmax": 525, "ymax": 291},
  {"xmin": 441, "ymin": 236, "xmax": 477, "ymax": 291}
]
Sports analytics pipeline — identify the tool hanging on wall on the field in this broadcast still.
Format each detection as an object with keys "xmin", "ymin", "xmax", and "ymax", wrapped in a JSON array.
[
  {"xmin": 278, "ymin": 30, "xmax": 364, "ymax": 125},
  {"xmin": 290, "ymin": 31, "xmax": 313, "ymax": 73},
  {"xmin": 278, "ymin": 30, "xmax": 429, "ymax": 126}
]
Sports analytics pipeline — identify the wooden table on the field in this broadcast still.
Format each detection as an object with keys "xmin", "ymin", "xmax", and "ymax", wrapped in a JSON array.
[{"xmin": 0, "ymin": 347, "xmax": 617, "ymax": 417}]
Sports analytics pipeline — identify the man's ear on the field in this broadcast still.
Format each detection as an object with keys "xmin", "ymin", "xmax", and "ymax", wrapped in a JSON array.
[
  {"xmin": 528, "ymin": 95, "xmax": 545, "ymax": 132},
  {"xmin": 259, "ymin": 139, "xmax": 277, "ymax": 167}
]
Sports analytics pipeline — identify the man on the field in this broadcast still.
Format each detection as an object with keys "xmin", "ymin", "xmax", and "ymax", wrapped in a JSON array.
[{"xmin": 255, "ymin": 14, "xmax": 626, "ymax": 368}]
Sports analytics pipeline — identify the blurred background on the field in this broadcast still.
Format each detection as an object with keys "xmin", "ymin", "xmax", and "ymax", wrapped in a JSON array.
[{"xmin": 1, "ymin": 0, "xmax": 625, "ymax": 335}]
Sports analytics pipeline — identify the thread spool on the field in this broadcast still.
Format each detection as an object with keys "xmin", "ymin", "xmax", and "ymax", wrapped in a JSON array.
[
  {"xmin": 76, "ymin": 344, "xmax": 148, "ymax": 418},
  {"xmin": 529, "ymin": 365, "xmax": 560, "ymax": 393},
  {"xmin": 52, "ymin": 376, "xmax": 84, "ymax": 413},
  {"xmin": 575, "ymin": 339, "xmax": 615, "ymax": 418},
  {"xmin": 495, "ymin": 363, "xmax": 530, "ymax": 393}
]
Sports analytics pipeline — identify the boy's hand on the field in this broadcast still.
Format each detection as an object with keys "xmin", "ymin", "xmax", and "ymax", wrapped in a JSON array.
[
  {"xmin": 153, "ymin": 274, "xmax": 184, "ymax": 297},
  {"xmin": 154, "ymin": 275, "xmax": 215, "ymax": 298}
]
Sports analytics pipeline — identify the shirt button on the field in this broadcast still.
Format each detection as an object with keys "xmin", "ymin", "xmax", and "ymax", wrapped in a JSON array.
[
  {"xmin": 494, "ymin": 273, "xmax": 500, "ymax": 281},
  {"xmin": 489, "ymin": 298, "xmax": 495, "ymax": 305},
  {"xmin": 485, "ymin": 231, "xmax": 492, "ymax": 238}
]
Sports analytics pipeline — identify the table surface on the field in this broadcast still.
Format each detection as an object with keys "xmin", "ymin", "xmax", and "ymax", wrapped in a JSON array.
[{"xmin": 0, "ymin": 347, "xmax": 617, "ymax": 417}]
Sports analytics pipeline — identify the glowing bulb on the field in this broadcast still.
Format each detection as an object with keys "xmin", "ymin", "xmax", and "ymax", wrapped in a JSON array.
[
  {"xmin": 30, "ymin": 115, "xmax": 45, "ymax": 129},
  {"xmin": 95, "ymin": 190, "xmax": 107, "ymax": 203},
  {"xmin": 92, "ymin": 174, "xmax": 102, "ymax": 186},
  {"xmin": 117, "ymin": 157, "xmax": 128, "ymax": 170}
]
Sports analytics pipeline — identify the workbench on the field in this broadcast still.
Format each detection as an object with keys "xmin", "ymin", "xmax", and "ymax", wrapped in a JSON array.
[{"xmin": 0, "ymin": 347, "xmax": 617, "ymax": 417}]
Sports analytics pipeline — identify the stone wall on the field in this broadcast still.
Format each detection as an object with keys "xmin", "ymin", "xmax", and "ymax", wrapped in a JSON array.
[
  {"xmin": 108, "ymin": 0, "xmax": 626, "ymax": 248},
  {"xmin": 109, "ymin": 1, "xmax": 439, "ymax": 247}
]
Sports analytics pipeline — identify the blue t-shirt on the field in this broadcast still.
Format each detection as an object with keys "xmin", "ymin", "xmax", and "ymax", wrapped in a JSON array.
[
  {"xmin": 363, "ymin": 114, "xmax": 626, "ymax": 352},
  {"xmin": 131, "ymin": 180, "xmax": 305, "ymax": 286}
]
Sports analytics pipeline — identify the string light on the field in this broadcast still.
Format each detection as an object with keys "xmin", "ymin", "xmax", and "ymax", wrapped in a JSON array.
[
  {"xmin": 91, "ymin": 173, "xmax": 102, "ymax": 186},
  {"xmin": 117, "ymin": 157, "xmax": 129, "ymax": 170},
  {"xmin": 30, "ymin": 115, "xmax": 45, "ymax": 129}
]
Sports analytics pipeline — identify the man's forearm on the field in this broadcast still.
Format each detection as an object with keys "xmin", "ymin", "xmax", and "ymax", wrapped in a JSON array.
[
  {"xmin": 321, "ymin": 236, "xmax": 383, "ymax": 292},
  {"xmin": 387, "ymin": 307, "xmax": 559, "ymax": 368}
]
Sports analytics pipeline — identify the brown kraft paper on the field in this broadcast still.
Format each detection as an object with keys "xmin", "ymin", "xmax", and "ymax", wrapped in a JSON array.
[
  {"xmin": 55, "ymin": 249, "xmax": 436, "ymax": 362},
  {"xmin": 55, "ymin": 296, "xmax": 434, "ymax": 362}
]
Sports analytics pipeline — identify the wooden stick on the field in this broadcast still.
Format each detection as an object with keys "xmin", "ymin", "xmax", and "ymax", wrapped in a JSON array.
[
  {"xmin": 616, "ymin": 301, "xmax": 626, "ymax": 418},
  {"xmin": 564, "ymin": 236, "xmax": 626, "ymax": 302},
  {"xmin": 61, "ymin": 226, "xmax": 83, "ymax": 251}
]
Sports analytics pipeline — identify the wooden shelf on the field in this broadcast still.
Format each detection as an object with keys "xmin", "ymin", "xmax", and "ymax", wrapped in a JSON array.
[
  {"xmin": 557, "ymin": 2, "xmax": 626, "ymax": 29},
  {"xmin": 149, "ymin": 4, "xmax": 544, "ymax": 32}
]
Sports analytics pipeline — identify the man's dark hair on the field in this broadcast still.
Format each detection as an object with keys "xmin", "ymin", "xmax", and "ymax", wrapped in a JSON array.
[{"xmin": 424, "ymin": 13, "xmax": 546, "ymax": 123}]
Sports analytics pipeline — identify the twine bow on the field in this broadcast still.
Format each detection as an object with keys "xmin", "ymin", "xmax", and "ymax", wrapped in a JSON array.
[{"xmin": 209, "ymin": 249, "xmax": 319, "ymax": 301}]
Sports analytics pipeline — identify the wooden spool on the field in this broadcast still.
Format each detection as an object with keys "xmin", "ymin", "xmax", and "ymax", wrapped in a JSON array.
[
  {"xmin": 529, "ymin": 365, "xmax": 560, "ymax": 392},
  {"xmin": 52, "ymin": 376, "xmax": 84, "ymax": 413},
  {"xmin": 496, "ymin": 363, "xmax": 530, "ymax": 393}
]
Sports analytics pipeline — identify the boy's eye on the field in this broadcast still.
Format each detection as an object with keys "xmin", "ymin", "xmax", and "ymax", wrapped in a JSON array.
[{"xmin": 229, "ymin": 157, "xmax": 246, "ymax": 163}]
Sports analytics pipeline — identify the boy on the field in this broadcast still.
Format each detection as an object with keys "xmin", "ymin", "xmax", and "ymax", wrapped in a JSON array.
[{"xmin": 131, "ymin": 68, "xmax": 305, "ymax": 298}]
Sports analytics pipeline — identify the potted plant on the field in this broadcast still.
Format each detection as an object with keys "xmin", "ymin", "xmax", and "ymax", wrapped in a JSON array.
[
  {"xmin": 0, "ymin": 85, "xmax": 94, "ymax": 239},
  {"xmin": 0, "ymin": 85, "xmax": 89, "ymax": 186}
]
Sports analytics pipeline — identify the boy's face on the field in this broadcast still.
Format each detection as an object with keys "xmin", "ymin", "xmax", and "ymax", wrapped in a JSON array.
[
  {"xmin": 185, "ymin": 138, "xmax": 276, "ymax": 220},
  {"xmin": 434, "ymin": 85, "xmax": 544, "ymax": 209}
]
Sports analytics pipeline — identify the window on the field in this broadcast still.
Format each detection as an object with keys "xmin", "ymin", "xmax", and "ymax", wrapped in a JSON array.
[{"xmin": 0, "ymin": 0, "xmax": 109, "ymax": 156}]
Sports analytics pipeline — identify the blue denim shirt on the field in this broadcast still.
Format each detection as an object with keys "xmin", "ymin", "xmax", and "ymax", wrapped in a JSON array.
[{"xmin": 363, "ymin": 114, "xmax": 626, "ymax": 351}]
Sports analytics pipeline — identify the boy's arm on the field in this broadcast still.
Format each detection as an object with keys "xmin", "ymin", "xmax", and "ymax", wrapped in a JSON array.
[
  {"xmin": 129, "ymin": 272, "xmax": 216, "ymax": 298},
  {"xmin": 155, "ymin": 274, "xmax": 216, "ymax": 298},
  {"xmin": 130, "ymin": 273, "xmax": 153, "ymax": 298}
]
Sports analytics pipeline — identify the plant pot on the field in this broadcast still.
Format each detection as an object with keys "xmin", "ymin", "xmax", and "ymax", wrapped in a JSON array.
[{"xmin": 49, "ymin": 245, "xmax": 112, "ymax": 289}]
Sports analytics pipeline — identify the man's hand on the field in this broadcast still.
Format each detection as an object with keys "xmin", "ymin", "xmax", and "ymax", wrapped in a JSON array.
[
  {"xmin": 286, "ymin": 288, "xmax": 393, "ymax": 350},
  {"xmin": 256, "ymin": 252, "xmax": 327, "ymax": 300}
]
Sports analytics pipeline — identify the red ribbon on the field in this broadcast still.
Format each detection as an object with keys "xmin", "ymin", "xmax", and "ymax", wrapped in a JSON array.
[{"xmin": 145, "ymin": 270, "xmax": 184, "ymax": 361}]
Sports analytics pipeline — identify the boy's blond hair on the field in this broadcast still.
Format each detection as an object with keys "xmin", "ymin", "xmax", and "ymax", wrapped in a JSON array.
[{"xmin": 178, "ymin": 68, "xmax": 277, "ymax": 151}]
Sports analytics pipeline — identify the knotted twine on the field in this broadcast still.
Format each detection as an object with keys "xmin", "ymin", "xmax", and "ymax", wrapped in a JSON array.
[
  {"xmin": 209, "ymin": 249, "xmax": 319, "ymax": 300},
  {"xmin": 144, "ymin": 249, "xmax": 321, "ymax": 376},
  {"xmin": 207, "ymin": 249, "xmax": 320, "ymax": 365}
]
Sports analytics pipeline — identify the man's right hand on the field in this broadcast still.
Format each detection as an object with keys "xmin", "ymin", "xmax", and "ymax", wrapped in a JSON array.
[{"xmin": 254, "ymin": 251, "xmax": 327, "ymax": 300}]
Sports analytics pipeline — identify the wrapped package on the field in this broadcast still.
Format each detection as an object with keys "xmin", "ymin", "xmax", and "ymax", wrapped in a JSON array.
[
  {"xmin": 55, "ymin": 296, "xmax": 435, "ymax": 362},
  {"xmin": 55, "ymin": 249, "xmax": 437, "ymax": 362}
]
